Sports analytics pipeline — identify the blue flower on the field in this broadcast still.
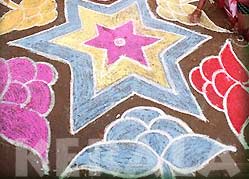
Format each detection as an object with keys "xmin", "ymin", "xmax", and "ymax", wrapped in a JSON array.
[{"xmin": 61, "ymin": 107, "xmax": 236, "ymax": 179}]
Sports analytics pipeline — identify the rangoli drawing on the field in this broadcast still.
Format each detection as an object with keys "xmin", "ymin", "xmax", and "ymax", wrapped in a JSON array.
[
  {"xmin": 189, "ymin": 40, "xmax": 249, "ymax": 149},
  {"xmin": 10, "ymin": 0, "xmax": 211, "ymax": 134},
  {"xmin": 61, "ymin": 107, "xmax": 236, "ymax": 178},
  {"xmin": 0, "ymin": 57, "xmax": 58, "ymax": 173},
  {"xmin": 0, "ymin": 0, "xmax": 58, "ymax": 35}
]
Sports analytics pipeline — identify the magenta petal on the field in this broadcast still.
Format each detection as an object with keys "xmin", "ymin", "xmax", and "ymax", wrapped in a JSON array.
[
  {"xmin": 0, "ymin": 59, "xmax": 9, "ymax": 96},
  {"xmin": 0, "ymin": 103, "xmax": 49, "ymax": 161},
  {"xmin": 3, "ymin": 82, "xmax": 29, "ymax": 104},
  {"xmin": 225, "ymin": 84, "xmax": 249, "ymax": 134},
  {"xmin": 26, "ymin": 81, "xmax": 52, "ymax": 115},
  {"xmin": 7, "ymin": 57, "xmax": 36, "ymax": 83},
  {"xmin": 220, "ymin": 41, "xmax": 249, "ymax": 83},
  {"xmin": 36, "ymin": 63, "xmax": 57, "ymax": 84}
]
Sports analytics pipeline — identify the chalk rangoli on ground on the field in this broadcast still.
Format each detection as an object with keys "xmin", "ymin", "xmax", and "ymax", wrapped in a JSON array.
[
  {"xmin": 61, "ymin": 106, "xmax": 236, "ymax": 179},
  {"xmin": 0, "ymin": 57, "xmax": 58, "ymax": 173},
  {"xmin": 52, "ymin": 6, "xmax": 181, "ymax": 91},
  {"xmin": 0, "ymin": 0, "xmax": 58, "ymax": 35},
  {"xmin": 189, "ymin": 40, "xmax": 249, "ymax": 149},
  {"xmin": 10, "ymin": 0, "xmax": 211, "ymax": 134},
  {"xmin": 156, "ymin": 0, "xmax": 229, "ymax": 32}
]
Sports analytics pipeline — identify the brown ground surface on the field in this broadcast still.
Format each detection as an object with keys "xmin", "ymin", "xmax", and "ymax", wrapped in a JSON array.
[{"xmin": 0, "ymin": 0, "xmax": 249, "ymax": 178}]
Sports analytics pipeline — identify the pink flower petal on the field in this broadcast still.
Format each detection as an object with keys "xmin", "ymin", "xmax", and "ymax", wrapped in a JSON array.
[
  {"xmin": 220, "ymin": 41, "xmax": 249, "ymax": 83},
  {"xmin": 203, "ymin": 83, "xmax": 224, "ymax": 111},
  {"xmin": 189, "ymin": 67, "xmax": 206, "ymax": 93},
  {"xmin": 213, "ymin": 70, "xmax": 235, "ymax": 97},
  {"xmin": 36, "ymin": 63, "xmax": 57, "ymax": 84},
  {"xmin": 26, "ymin": 81, "xmax": 52, "ymax": 115},
  {"xmin": 7, "ymin": 57, "xmax": 36, "ymax": 83},
  {"xmin": 3, "ymin": 82, "xmax": 29, "ymax": 104},
  {"xmin": 0, "ymin": 103, "xmax": 49, "ymax": 161},
  {"xmin": 0, "ymin": 59, "xmax": 9, "ymax": 96},
  {"xmin": 225, "ymin": 84, "xmax": 249, "ymax": 134},
  {"xmin": 201, "ymin": 57, "xmax": 222, "ymax": 81}
]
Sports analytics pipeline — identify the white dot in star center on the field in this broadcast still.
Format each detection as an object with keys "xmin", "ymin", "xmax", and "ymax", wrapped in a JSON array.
[{"xmin": 114, "ymin": 37, "xmax": 126, "ymax": 47}]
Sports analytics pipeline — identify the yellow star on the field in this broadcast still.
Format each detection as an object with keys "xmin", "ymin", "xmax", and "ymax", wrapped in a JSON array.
[{"xmin": 52, "ymin": 4, "xmax": 182, "ymax": 91}]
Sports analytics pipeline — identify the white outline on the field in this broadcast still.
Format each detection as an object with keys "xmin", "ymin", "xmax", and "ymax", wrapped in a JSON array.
[
  {"xmin": 189, "ymin": 40, "xmax": 249, "ymax": 148},
  {"xmin": 77, "ymin": 5, "xmax": 185, "ymax": 96},
  {"xmin": 202, "ymin": 82, "xmax": 224, "ymax": 112},
  {"xmin": 135, "ymin": 129, "xmax": 173, "ymax": 143},
  {"xmin": 218, "ymin": 40, "xmax": 249, "ymax": 84},
  {"xmin": 199, "ymin": 56, "xmax": 222, "ymax": 83},
  {"xmin": 8, "ymin": 0, "xmax": 212, "ymax": 135},
  {"xmin": 122, "ymin": 106, "xmax": 166, "ymax": 119},
  {"xmin": 148, "ymin": 115, "xmax": 194, "ymax": 134},
  {"xmin": 0, "ymin": 57, "xmax": 58, "ymax": 173},
  {"xmin": 82, "ymin": 20, "xmax": 162, "ymax": 72},
  {"xmin": 0, "ymin": 59, "xmax": 11, "ymax": 101},
  {"xmin": 155, "ymin": 0, "xmax": 231, "ymax": 33},
  {"xmin": 0, "ymin": 0, "xmax": 58, "ymax": 35},
  {"xmin": 189, "ymin": 67, "xmax": 205, "ymax": 94},
  {"xmin": 7, "ymin": 57, "xmax": 38, "ymax": 83},
  {"xmin": 61, "ymin": 140, "xmax": 161, "ymax": 178},
  {"xmin": 223, "ymin": 83, "xmax": 249, "ymax": 149},
  {"xmin": 36, "ymin": 61, "xmax": 59, "ymax": 86},
  {"xmin": 61, "ymin": 107, "xmax": 236, "ymax": 178},
  {"xmin": 24, "ymin": 79, "xmax": 56, "ymax": 117},
  {"xmin": 159, "ymin": 163, "xmax": 176, "ymax": 179},
  {"xmin": 103, "ymin": 117, "xmax": 149, "ymax": 142},
  {"xmin": 211, "ymin": 69, "xmax": 231, "ymax": 97},
  {"xmin": 161, "ymin": 134, "xmax": 237, "ymax": 174},
  {"xmin": 2, "ymin": 80, "xmax": 32, "ymax": 107},
  {"xmin": 0, "ymin": 104, "xmax": 51, "ymax": 175}
]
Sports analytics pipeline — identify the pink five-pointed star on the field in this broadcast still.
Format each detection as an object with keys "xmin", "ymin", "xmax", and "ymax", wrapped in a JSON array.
[{"xmin": 84, "ymin": 21, "xmax": 160, "ymax": 66}]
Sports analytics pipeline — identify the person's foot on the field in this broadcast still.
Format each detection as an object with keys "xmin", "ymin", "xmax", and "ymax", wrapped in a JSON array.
[{"xmin": 188, "ymin": 9, "xmax": 202, "ymax": 23}]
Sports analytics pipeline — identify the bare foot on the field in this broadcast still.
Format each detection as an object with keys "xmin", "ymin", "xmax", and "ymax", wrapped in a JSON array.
[{"xmin": 188, "ymin": 9, "xmax": 202, "ymax": 23}]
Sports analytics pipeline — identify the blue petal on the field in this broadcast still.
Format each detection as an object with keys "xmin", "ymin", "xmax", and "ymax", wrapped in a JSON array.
[
  {"xmin": 160, "ymin": 162, "xmax": 174, "ymax": 179},
  {"xmin": 162, "ymin": 135, "xmax": 236, "ymax": 173},
  {"xmin": 105, "ymin": 119, "xmax": 147, "ymax": 141},
  {"xmin": 150, "ymin": 117, "xmax": 192, "ymax": 138},
  {"xmin": 123, "ymin": 107, "xmax": 163, "ymax": 124},
  {"xmin": 137, "ymin": 131, "xmax": 171, "ymax": 155},
  {"xmin": 65, "ymin": 142, "xmax": 159, "ymax": 178}
]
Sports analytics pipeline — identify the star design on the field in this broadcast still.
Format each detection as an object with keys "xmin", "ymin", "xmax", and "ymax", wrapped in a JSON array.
[
  {"xmin": 10, "ymin": 0, "xmax": 211, "ymax": 134},
  {"xmin": 85, "ymin": 21, "xmax": 159, "ymax": 66},
  {"xmin": 52, "ymin": 4, "xmax": 181, "ymax": 91}
]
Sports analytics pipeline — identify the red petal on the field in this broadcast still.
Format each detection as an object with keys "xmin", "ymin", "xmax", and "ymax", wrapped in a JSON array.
[
  {"xmin": 203, "ymin": 83, "xmax": 224, "ymax": 111},
  {"xmin": 225, "ymin": 84, "xmax": 249, "ymax": 134},
  {"xmin": 201, "ymin": 57, "xmax": 222, "ymax": 81},
  {"xmin": 189, "ymin": 67, "xmax": 206, "ymax": 93},
  {"xmin": 220, "ymin": 41, "xmax": 249, "ymax": 83},
  {"xmin": 213, "ymin": 70, "xmax": 235, "ymax": 96}
]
